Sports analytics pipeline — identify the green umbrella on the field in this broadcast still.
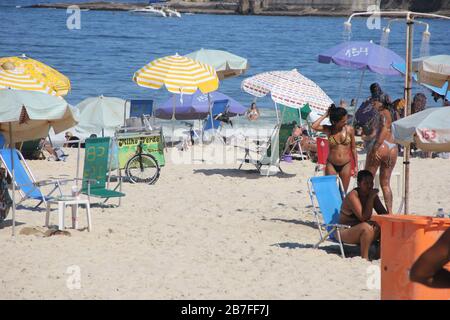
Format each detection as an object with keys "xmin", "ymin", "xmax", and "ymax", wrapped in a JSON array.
[
  {"xmin": 0, "ymin": 89, "xmax": 78, "ymax": 236},
  {"xmin": 76, "ymin": 95, "xmax": 126, "ymax": 136},
  {"xmin": 185, "ymin": 48, "xmax": 249, "ymax": 80}
]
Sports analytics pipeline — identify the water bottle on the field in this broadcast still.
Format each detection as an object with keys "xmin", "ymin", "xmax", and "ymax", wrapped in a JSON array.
[{"xmin": 435, "ymin": 208, "xmax": 445, "ymax": 218}]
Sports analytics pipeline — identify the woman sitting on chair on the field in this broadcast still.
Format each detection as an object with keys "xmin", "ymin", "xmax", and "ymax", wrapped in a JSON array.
[
  {"xmin": 311, "ymin": 104, "xmax": 357, "ymax": 192},
  {"xmin": 282, "ymin": 125, "xmax": 302, "ymax": 155},
  {"xmin": 339, "ymin": 170, "xmax": 388, "ymax": 260}
]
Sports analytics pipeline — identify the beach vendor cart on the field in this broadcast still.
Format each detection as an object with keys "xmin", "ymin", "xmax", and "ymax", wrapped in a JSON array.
[
  {"xmin": 115, "ymin": 100, "xmax": 166, "ymax": 185},
  {"xmin": 115, "ymin": 128, "xmax": 165, "ymax": 185}
]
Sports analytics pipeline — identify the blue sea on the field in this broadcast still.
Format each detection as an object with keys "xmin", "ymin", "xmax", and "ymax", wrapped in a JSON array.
[{"xmin": 0, "ymin": 0, "xmax": 449, "ymax": 128}]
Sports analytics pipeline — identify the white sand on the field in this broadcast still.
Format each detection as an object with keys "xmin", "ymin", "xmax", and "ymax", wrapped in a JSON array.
[{"xmin": 0, "ymin": 145, "xmax": 449, "ymax": 299}]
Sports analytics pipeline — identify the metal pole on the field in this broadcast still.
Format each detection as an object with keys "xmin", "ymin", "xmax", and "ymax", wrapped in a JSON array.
[
  {"xmin": 76, "ymin": 139, "xmax": 81, "ymax": 187},
  {"xmin": 351, "ymin": 69, "xmax": 366, "ymax": 126},
  {"xmin": 9, "ymin": 123, "xmax": 15, "ymax": 236},
  {"xmin": 403, "ymin": 14, "xmax": 414, "ymax": 214}
]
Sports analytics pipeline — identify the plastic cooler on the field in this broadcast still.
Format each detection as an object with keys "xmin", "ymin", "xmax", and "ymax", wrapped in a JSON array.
[{"xmin": 372, "ymin": 215, "xmax": 450, "ymax": 300}]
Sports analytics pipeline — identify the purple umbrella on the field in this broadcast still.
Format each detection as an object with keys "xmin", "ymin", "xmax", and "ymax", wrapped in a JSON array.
[
  {"xmin": 319, "ymin": 41, "xmax": 404, "ymax": 123},
  {"xmin": 318, "ymin": 41, "xmax": 404, "ymax": 76},
  {"xmin": 155, "ymin": 90, "xmax": 247, "ymax": 120}
]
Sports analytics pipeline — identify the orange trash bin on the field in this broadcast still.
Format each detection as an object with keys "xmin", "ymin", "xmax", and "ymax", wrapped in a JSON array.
[{"xmin": 372, "ymin": 215, "xmax": 450, "ymax": 300}]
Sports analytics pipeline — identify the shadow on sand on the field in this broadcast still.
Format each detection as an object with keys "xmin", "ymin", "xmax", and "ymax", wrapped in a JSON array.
[
  {"xmin": 268, "ymin": 218, "xmax": 318, "ymax": 230},
  {"xmin": 273, "ymin": 241, "xmax": 362, "ymax": 258},
  {"xmin": 193, "ymin": 168, "xmax": 296, "ymax": 179}
]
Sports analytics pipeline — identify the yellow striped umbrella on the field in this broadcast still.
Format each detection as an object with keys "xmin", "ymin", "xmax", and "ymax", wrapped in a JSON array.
[
  {"xmin": 133, "ymin": 54, "xmax": 219, "ymax": 94},
  {"xmin": 0, "ymin": 55, "xmax": 70, "ymax": 96}
]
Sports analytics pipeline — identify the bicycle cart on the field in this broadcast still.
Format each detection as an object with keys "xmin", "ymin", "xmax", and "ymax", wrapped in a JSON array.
[{"xmin": 115, "ymin": 129, "xmax": 165, "ymax": 184}]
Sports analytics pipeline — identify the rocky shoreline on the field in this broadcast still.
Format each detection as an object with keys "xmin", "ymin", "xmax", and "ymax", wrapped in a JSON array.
[{"xmin": 26, "ymin": 1, "xmax": 450, "ymax": 17}]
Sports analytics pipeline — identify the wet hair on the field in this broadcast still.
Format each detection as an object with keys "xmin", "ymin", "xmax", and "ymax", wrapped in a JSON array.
[
  {"xmin": 357, "ymin": 170, "xmax": 374, "ymax": 184},
  {"xmin": 328, "ymin": 103, "xmax": 348, "ymax": 125}
]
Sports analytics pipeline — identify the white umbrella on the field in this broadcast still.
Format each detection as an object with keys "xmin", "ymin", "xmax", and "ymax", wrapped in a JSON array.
[
  {"xmin": 76, "ymin": 95, "xmax": 126, "ymax": 136},
  {"xmin": 412, "ymin": 55, "xmax": 450, "ymax": 88},
  {"xmin": 392, "ymin": 107, "xmax": 450, "ymax": 152},
  {"xmin": 241, "ymin": 69, "xmax": 333, "ymax": 116},
  {"xmin": 0, "ymin": 89, "xmax": 78, "ymax": 236}
]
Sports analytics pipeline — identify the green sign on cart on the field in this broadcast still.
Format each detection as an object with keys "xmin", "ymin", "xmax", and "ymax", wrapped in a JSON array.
[{"xmin": 116, "ymin": 130, "xmax": 165, "ymax": 169}]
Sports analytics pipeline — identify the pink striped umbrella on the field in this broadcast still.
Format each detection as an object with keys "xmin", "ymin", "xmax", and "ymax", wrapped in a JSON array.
[{"xmin": 241, "ymin": 69, "xmax": 332, "ymax": 115}]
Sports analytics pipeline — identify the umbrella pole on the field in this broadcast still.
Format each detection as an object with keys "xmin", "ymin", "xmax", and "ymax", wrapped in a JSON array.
[
  {"xmin": 172, "ymin": 95, "xmax": 176, "ymax": 147},
  {"xmin": 9, "ymin": 123, "xmax": 15, "ymax": 237},
  {"xmin": 403, "ymin": 15, "xmax": 414, "ymax": 215},
  {"xmin": 76, "ymin": 139, "xmax": 81, "ymax": 187},
  {"xmin": 351, "ymin": 69, "xmax": 366, "ymax": 126}
]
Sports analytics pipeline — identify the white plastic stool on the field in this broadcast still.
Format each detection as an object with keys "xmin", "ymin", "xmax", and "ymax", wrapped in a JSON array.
[{"xmin": 45, "ymin": 197, "xmax": 91, "ymax": 231}]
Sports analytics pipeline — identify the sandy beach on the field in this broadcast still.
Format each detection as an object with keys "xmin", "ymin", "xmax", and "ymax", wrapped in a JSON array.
[{"xmin": 1, "ymin": 145, "xmax": 448, "ymax": 300}]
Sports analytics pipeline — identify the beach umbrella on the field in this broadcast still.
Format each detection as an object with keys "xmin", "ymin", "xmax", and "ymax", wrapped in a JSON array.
[
  {"xmin": 392, "ymin": 107, "xmax": 450, "ymax": 152},
  {"xmin": 0, "ymin": 55, "xmax": 71, "ymax": 96},
  {"xmin": 318, "ymin": 41, "xmax": 404, "ymax": 111},
  {"xmin": 241, "ymin": 68, "xmax": 333, "ymax": 119},
  {"xmin": 76, "ymin": 95, "xmax": 126, "ymax": 135},
  {"xmin": 155, "ymin": 90, "xmax": 246, "ymax": 120},
  {"xmin": 185, "ymin": 48, "xmax": 248, "ymax": 80},
  {"xmin": 133, "ymin": 54, "xmax": 218, "ymax": 96},
  {"xmin": 412, "ymin": 55, "xmax": 450, "ymax": 88},
  {"xmin": 0, "ymin": 89, "xmax": 78, "ymax": 236},
  {"xmin": 133, "ymin": 54, "xmax": 219, "ymax": 143},
  {"xmin": 392, "ymin": 62, "xmax": 450, "ymax": 101},
  {"xmin": 0, "ymin": 62, "xmax": 56, "ymax": 95}
]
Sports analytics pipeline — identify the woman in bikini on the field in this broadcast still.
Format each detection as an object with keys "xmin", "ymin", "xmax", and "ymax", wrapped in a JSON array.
[
  {"xmin": 311, "ymin": 104, "xmax": 357, "ymax": 192},
  {"xmin": 246, "ymin": 102, "xmax": 260, "ymax": 121},
  {"xmin": 339, "ymin": 170, "xmax": 388, "ymax": 260},
  {"xmin": 364, "ymin": 100, "xmax": 398, "ymax": 214}
]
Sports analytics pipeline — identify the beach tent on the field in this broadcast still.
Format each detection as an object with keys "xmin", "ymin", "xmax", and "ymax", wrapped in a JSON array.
[
  {"xmin": 0, "ymin": 54, "xmax": 70, "ymax": 96},
  {"xmin": 185, "ymin": 49, "xmax": 248, "ymax": 80},
  {"xmin": 0, "ymin": 89, "xmax": 78, "ymax": 236}
]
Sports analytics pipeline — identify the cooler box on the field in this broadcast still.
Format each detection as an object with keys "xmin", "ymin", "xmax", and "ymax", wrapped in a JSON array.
[
  {"xmin": 115, "ymin": 130, "xmax": 165, "ymax": 169},
  {"xmin": 372, "ymin": 215, "xmax": 450, "ymax": 300}
]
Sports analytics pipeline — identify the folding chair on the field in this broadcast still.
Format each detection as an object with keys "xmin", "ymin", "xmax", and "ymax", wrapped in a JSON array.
[
  {"xmin": 18, "ymin": 139, "xmax": 45, "ymax": 160},
  {"xmin": 123, "ymin": 99, "xmax": 154, "ymax": 132},
  {"xmin": 307, "ymin": 175, "xmax": 351, "ymax": 258},
  {"xmin": 238, "ymin": 125, "xmax": 284, "ymax": 176},
  {"xmin": 0, "ymin": 148, "xmax": 64, "ymax": 208},
  {"xmin": 203, "ymin": 99, "xmax": 229, "ymax": 144},
  {"xmin": 81, "ymin": 137, "xmax": 125, "ymax": 206}
]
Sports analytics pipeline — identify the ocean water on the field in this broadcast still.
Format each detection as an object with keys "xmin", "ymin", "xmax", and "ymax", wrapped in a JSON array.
[{"xmin": 0, "ymin": 2, "xmax": 449, "ymax": 131}]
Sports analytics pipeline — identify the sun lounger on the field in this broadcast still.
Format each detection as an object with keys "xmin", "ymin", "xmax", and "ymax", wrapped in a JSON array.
[
  {"xmin": 18, "ymin": 139, "xmax": 45, "ymax": 160},
  {"xmin": 307, "ymin": 175, "xmax": 351, "ymax": 258},
  {"xmin": 203, "ymin": 99, "xmax": 229, "ymax": 144}
]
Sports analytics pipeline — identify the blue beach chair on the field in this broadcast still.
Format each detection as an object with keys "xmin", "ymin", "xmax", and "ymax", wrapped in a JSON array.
[
  {"xmin": 203, "ymin": 99, "xmax": 229, "ymax": 143},
  {"xmin": 307, "ymin": 175, "xmax": 351, "ymax": 258},
  {"xmin": 0, "ymin": 148, "xmax": 64, "ymax": 208}
]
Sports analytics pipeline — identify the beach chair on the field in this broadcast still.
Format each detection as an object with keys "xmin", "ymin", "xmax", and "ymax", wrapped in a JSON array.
[
  {"xmin": 238, "ymin": 125, "xmax": 283, "ymax": 176},
  {"xmin": 81, "ymin": 137, "xmax": 125, "ymax": 206},
  {"xmin": 307, "ymin": 175, "xmax": 351, "ymax": 258},
  {"xmin": 203, "ymin": 99, "xmax": 229, "ymax": 144},
  {"xmin": 123, "ymin": 99, "xmax": 154, "ymax": 132},
  {"xmin": 0, "ymin": 148, "xmax": 65, "ymax": 208},
  {"xmin": 18, "ymin": 139, "xmax": 45, "ymax": 160}
]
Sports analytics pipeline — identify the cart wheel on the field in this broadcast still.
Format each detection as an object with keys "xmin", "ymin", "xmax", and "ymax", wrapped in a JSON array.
[{"xmin": 125, "ymin": 153, "xmax": 160, "ymax": 184}]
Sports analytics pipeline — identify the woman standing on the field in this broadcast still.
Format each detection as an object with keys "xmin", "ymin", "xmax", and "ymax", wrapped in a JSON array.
[
  {"xmin": 311, "ymin": 104, "xmax": 357, "ymax": 192},
  {"xmin": 364, "ymin": 101, "xmax": 398, "ymax": 214}
]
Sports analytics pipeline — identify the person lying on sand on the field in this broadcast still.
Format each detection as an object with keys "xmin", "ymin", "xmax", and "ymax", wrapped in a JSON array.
[
  {"xmin": 410, "ymin": 228, "xmax": 450, "ymax": 288},
  {"xmin": 338, "ymin": 170, "xmax": 388, "ymax": 260}
]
